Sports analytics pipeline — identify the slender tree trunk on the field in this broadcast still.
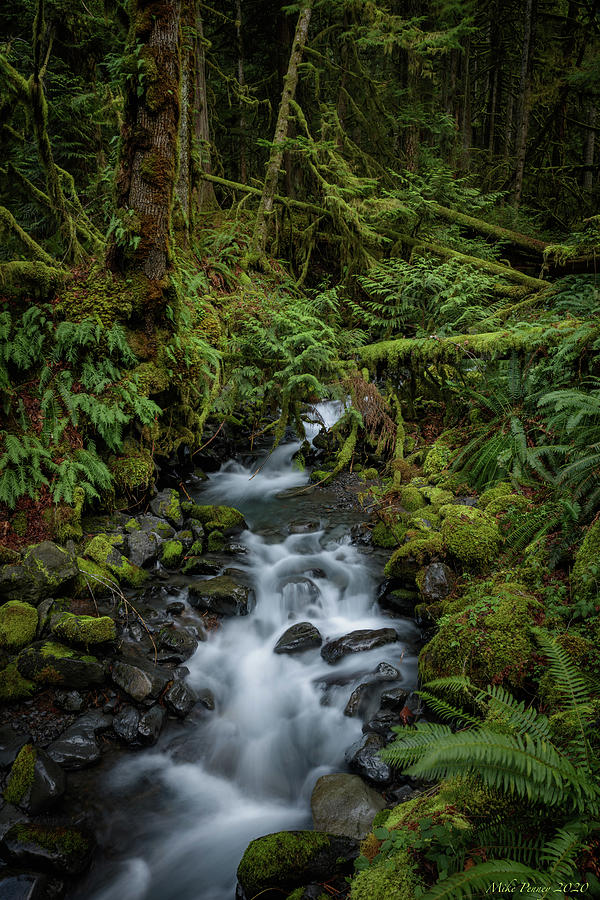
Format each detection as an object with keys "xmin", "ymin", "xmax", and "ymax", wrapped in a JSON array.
[
  {"xmin": 249, "ymin": 0, "xmax": 313, "ymax": 263},
  {"xmin": 235, "ymin": 0, "xmax": 247, "ymax": 184},
  {"xmin": 108, "ymin": 0, "xmax": 182, "ymax": 296},
  {"xmin": 460, "ymin": 39, "xmax": 472, "ymax": 170},
  {"xmin": 513, "ymin": 0, "xmax": 535, "ymax": 209},
  {"xmin": 191, "ymin": 7, "xmax": 216, "ymax": 214},
  {"xmin": 583, "ymin": 102, "xmax": 597, "ymax": 193},
  {"xmin": 175, "ymin": 3, "xmax": 192, "ymax": 236}
]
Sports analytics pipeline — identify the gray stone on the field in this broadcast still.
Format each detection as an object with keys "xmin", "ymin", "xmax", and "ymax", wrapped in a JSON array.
[
  {"xmin": 197, "ymin": 688, "xmax": 215, "ymax": 710},
  {"xmin": 166, "ymin": 601, "xmax": 185, "ymax": 616},
  {"xmin": 8, "ymin": 748, "xmax": 66, "ymax": 814},
  {"xmin": 0, "ymin": 726, "xmax": 30, "ymax": 769},
  {"xmin": 113, "ymin": 706, "xmax": 141, "ymax": 744},
  {"xmin": 420, "ymin": 562, "xmax": 456, "ymax": 604},
  {"xmin": 137, "ymin": 515, "xmax": 175, "ymax": 539},
  {"xmin": 0, "ymin": 823, "xmax": 93, "ymax": 875},
  {"xmin": 46, "ymin": 711, "xmax": 112, "ymax": 770},
  {"xmin": 188, "ymin": 576, "xmax": 253, "ymax": 617},
  {"xmin": 111, "ymin": 659, "xmax": 171, "ymax": 703},
  {"xmin": 344, "ymin": 733, "xmax": 392, "ymax": 785},
  {"xmin": 380, "ymin": 686, "xmax": 411, "ymax": 709},
  {"xmin": 0, "ymin": 872, "xmax": 51, "ymax": 900},
  {"xmin": 158, "ymin": 625, "xmax": 199, "ymax": 660},
  {"xmin": 182, "ymin": 557, "xmax": 222, "ymax": 575},
  {"xmin": 150, "ymin": 490, "xmax": 184, "ymax": 529},
  {"xmin": 373, "ymin": 662, "xmax": 401, "ymax": 681},
  {"xmin": 362, "ymin": 709, "xmax": 400, "ymax": 741},
  {"xmin": 164, "ymin": 681, "xmax": 197, "ymax": 718},
  {"xmin": 137, "ymin": 706, "xmax": 166, "ymax": 745},
  {"xmin": 0, "ymin": 542, "xmax": 77, "ymax": 606},
  {"xmin": 54, "ymin": 690, "xmax": 84, "ymax": 712},
  {"xmin": 274, "ymin": 622, "xmax": 322, "ymax": 655},
  {"xmin": 16, "ymin": 642, "xmax": 105, "ymax": 690},
  {"xmin": 321, "ymin": 628, "xmax": 398, "ymax": 665},
  {"xmin": 311, "ymin": 773, "xmax": 386, "ymax": 839},
  {"xmin": 127, "ymin": 530, "xmax": 161, "ymax": 568}
]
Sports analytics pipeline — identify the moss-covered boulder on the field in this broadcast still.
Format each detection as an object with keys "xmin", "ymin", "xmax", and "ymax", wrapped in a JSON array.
[
  {"xmin": 350, "ymin": 848, "xmax": 419, "ymax": 900},
  {"xmin": 423, "ymin": 438, "xmax": 454, "ymax": 482},
  {"xmin": 161, "ymin": 540, "xmax": 183, "ymax": 568},
  {"xmin": 0, "ymin": 541, "xmax": 77, "ymax": 606},
  {"xmin": 182, "ymin": 503, "xmax": 246, "ymax": 535},
  {"xmin": 0, "ymin": 601, "xmax": 38, "ymax": 651},
  {"xmin": 0, "ymin": 823, "xmax": 93, "ymax": 876},
  {"xmin": 419, "ymin": 581, "xmax": 540, "ymax": 687},
  {"xmin": 371, "ymin": 520, "xmax": 406, "ymax": 549},
  {"xmin": 188, "ymin": 576, "xmax": 253, "ymax": 616},
  {"xmin": 83, "ymin": 534, "xmax": 148, "ymax": 588},
  {"xmin": 439, "ymin": 505, "xmax": 501, "ymax": 568},
  {"xmin": 572, "ymin": 519, "xmax": 600, "ymax": 603},
  {"xmin": 150, "ymin": 489, "xmax": 184, "ymax": 529},
  {"xmin": 51, "ymin": 613, "xmax": 116, "ymax": 647},
  {"xmin": 3, "ymin": 744, "xmax": 65, "ymax": 813},
  {"xmin": 396, "ymin": 485, "xmax": 426, "ymax": 513},
  {"xmin": 207, "ymin": 530, "xmax": 225, "ymax": 552},
  {"xmin": 73, "ymin": 556, "xmax": 118, "ymax": 598},
  {"xmin": 16, "ymin": 641, "xmax": 105, "ymax": 689},
  {"xmin": 385, "ymin": 533, "xmax": 444, "ymax": 579},
  {"xmin": 0, "ymin": 662, "xmax": 35, "ymax": 703},
  {"xmin": 237, "ymin": 831, "xmax": 359, "ymax": 900},
  {"xmin": 478, "ymin": 482, "xmax": 513, "ymax": 509}
]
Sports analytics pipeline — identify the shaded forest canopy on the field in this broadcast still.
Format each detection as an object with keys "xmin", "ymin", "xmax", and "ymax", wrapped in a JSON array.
[{"xmin": 1, "ymin": 0, "xmax": 600, "ymax": 895}]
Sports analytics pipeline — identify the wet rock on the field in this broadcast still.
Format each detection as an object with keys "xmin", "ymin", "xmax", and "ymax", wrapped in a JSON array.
[
  {"xmin": 158, "ymin": 625, "xmax": 200, "ymax": 661},
  {"xmin": 0, "ymin": 823, "xmax": 93, "ymax": 875},
  {"xmin": 54, "ymin": 690, "xmax": 84, "ymax": 713},
  {"xmin": 237, "ymin": 831, "xmax": 359, "ymax": 900},
  {"xmin": 0, "ymin": 726, "xmax": 31, "ymax": 769},
  {"xmin": 373, "ymin": 661, "xmax": 401, "ymax": 681},
  {"xmin": 344, "ymin": 733, "xmax": 393, "ymax": 785},
  {"xmin": 274, "ymin": 622, "xmax": 322, "ymax": 655},
  {"xmin": 17, "ymin": 642, "xmax": 105, "ymax": 690},
  {"xmin": 183, "ymin": 504, "xmax": 246, "ymax": 536},
  {"xmin": 380, "ymin": 686, "xmax": 412, "ymax": 709},
  {"xmin": 288, "ymin": 521, "xmax": 320, "ymax": 534},
  {"xmin": 344, "ymin": 682, "xmax": 378, "ymax": 718},
  {"xmin": 166, "ymin": 601, "xmax": 185, "ymax": 616},
  {"xmin": 419, "ymin": 561, "xmax": 456, "ymax": 604},
  {"xmin": 311, "ymin": 773, "xmax": 386, "ymax": 839},
  {"xmin": 224, "ymin": 541, "xmax": 247, "ymax": 555},
  {"xmin": 51, "ymin": 613, "xmax": 116, "ymax": 647},
  {"xmin": 197, "ymin": 688, "xmax": 215, "ymax": 710},
  {"xmin": 0, "ymin": 871, "xmax": 51, "ymax": 900},
  {"xmin": 113, "ymin": 706, "xmax": 141, "ymax": 744},
  {"xmin": 137, "ymin": 515, "xmax": 175, "ymax": 540},
  {"xmin": 0, "ymin": 542, "xmax": 77, "ymax": 606},
  {"xmin": 127, "ymin": 530, "xmax": 162, "ymax": 568},
  {"xmin": 4, "ymin": 746, "xmax": 65, "ymax": 814},
  {"xmin": 174, "ymin": 530, "xmax": 194, "ymax": 552},
  {"xmin": 321, "ymin": 628, "xmax": 398, "ymax": 664},
  {"xmin": 137, "ymin": 705, "xmax": 166, "ymax": 745},
  {"xmin": 188, "ymin": 576, "xmax": 253, "ymax": 617},
  {"xmin": 150, "ymin": 489, "xmax": 184, "ymax": 529},
  {"xmin": 47, "ymin": 711, "xmax": 112, "ymax": 770},
  {"xmin": 110, "ymin": 659, "xmax": 171, "ymax": 703},
  {"xmin": 362, "ymin": 709, "xmax": 400, "ymax": 741},
  {"xmin": 164, "ymin": 681, "xmax": 196, "ymax": 718},
  {"xmin": 377, "ymin": 583, "xmax": 419, "ymax": 616},
  {"xmin": 182, "ymin": 557, "xmax": 222, "ymax": 576}
]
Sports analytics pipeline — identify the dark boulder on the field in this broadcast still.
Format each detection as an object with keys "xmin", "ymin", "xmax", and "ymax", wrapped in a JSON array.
[
  {"xmin": 274, "ymin": 622, "xmax": 322, "ymax": 655},
  {"xmin": 113, "ymin": 706, "xmax": 141, "ymax": 744},
  {"xmin": 188, "ymin": 576, "xmax": 253, "ymax": 617},
  {"xmin": 150, "ymin": 490, "xmax": 184, "ymax": 529},
  {"xmin": 137, "ymin": 705, "xmax": 166, "ymax": 745},
  {"xmin": 0, "ymin": 872, "xmax": 52, "ymax": 900},
  {"xmin": 17, "ymin": 642, "xmax": 105, "ymax": 690},
  {"xmin": 0, "ymin": 823, "xmax": 93, "ymax": 876},
  {"xmin": 110, "ymin": 658, "xmax": 171, "ymax": 703},
  {"xmin": 321, "ymin": 628, "xmax": 398, "ymax": 665},
  {"xmin": 127, "ymin": 530, "xmax": 162, "ymax": 568},
  {"xmin": 311, "ymin": 774, "xmax": 386, "ymax": 839},
  {"xmin": 164, "ymin": 681, "xmax": 197, "ymax": 718},
  {"xmin": 0, "ymin": 542, "xmax": 77, "ymax": 606},
  {"xmin": 46, "ymin": 711, "xmax": 112, "ymax": 770},
  {"xmin": 4, "ymin": 745, "xmax": 65, "ymax": 814},
  {"xmin": 419, "ymin": 561, "xmax": 456, "ymax": 604},
  {"xmin": 344, "ymin": 733, "xmax": 393, "ymax": 785},
  {"xmin": 0, "ymin": 726, "xmax": 31, "ymax": 770}
]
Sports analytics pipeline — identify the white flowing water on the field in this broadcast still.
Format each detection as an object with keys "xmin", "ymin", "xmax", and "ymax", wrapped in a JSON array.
[{"xmin": 83, "ymin": 406, "xmax": 420, "ymax": 900}]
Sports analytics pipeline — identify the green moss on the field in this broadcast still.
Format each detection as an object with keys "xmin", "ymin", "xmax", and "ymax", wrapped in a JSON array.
[
  {"xmin": 118, "ymin": 558, "xmax": 148, "ymax": 587},
  {"xmin": 423, "ymin": 439, "xmax": 454, "ymax": 482},
  {"xmin": 74, "ymin": 557, "xmax": 118, "ymax": 598},
  {"xmin": 479, "ymin": 482, "xmax": 513, "ymax": 509},
  {"xmin": 406, "ymin": 512, "xmax": 440, "ymax": 531},
  {"xmin": 0, "ymin": 544, "xmax": 21, "ymax": 565},
  {"xmin": 4, "ymin": 743, "xmax": 36, "ymax": 804},
  {"xmin": 83, "ymin": 534, "xmax": 148, "ymax": 587},
  {"xmin": 419, "ymin": 581, "xmax": 540, "ymax": 687},
  {"xmin": 207, "ymin": 530, "xmax": 225, "ymax": 552},
  {"xmin": 110, "ymin": 446, "xmax": 154, "ymax": 492},
  {"xmin": 0, "ymin": 662, "xmax": 36, "ymax": 703},
  {"xmin": 84, "ymin": 533, "xmax": 126, "ymax": 567},
  {"xmin": 572, "ymin": 520, "xmax": 600, "ymax": 603},
  {"xmin": 385, "ymin": 533, "xmax": 443, "ymax": 577},
  {"xmin": 372, "ymin": 521, "xmax": 406, "ymax": 548},
  {"xmin": 310, "ymin": 468, "xmax": 331, "ymax": 483},
  {"xmin": 40, "ymin": 640, "xmax": 76, "ymax": 659},
  {"xmin": 350, "ymin": 848, "xmax": 419, "ymax": 900},
  {"xmin": 11, "ymin": 511, "xmax": 28, "ymax": 537},
  {"xmin": 125, "ymin": 518, "xmax": 141, "ymax": 532},
  {"xmin": 440, "ymin": 505, "xmax": 501, "ymax": 568},
  {"xmin": 0, "ymin": 601, "xmax": 38, "ymax": 651},
  {"xmin": 189, "ymin": 539, "xmax": 204, "ymax": 555},
  {"xmin": 237, "ymin": 831, "xmax": 331, "ymax": 897},
  {"xmin": 361, "ymin": 467, "xmax": 379, "ymax": 480},
  {"xmin": 52, "ymin": 613, "xmax": 116, "ymax": 647},
  {"xmin": 397, "ymin": 485, "xmax": 426, "ymax": 512},
  {"xmin": 383, "ymin": 786, "xmax": 470, "ymax": 832},
  {"xmin": 161, "ymin": 540, "xmax": 183, "ymax": 568},
  {"xmin": 14, "ymin": 822, "xmax": 90, "ymax": 857},
  {"xmin": 56, "ymin": 266, "xmax": 138, "ymax": 325},
  {"xmin": 419, "ymin": 486, "xmax": 454, "ymax": 507},
  {"xmin": 131, "ymin": 360, "xmax": 171, "ymax": 395},
  {"xmin": 183, "ymin": 504, "xmax": 246, "ymax": 534}
]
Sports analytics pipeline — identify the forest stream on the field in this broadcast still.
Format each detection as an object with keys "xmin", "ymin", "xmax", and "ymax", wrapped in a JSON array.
[{"xmin": 70, "ymin": 404, "xmax": 420, "ymax": 900}]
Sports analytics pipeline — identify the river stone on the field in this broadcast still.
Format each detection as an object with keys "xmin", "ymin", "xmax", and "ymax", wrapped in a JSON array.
[
  {"xmin": 164, "ymin": 681, "xmax": 197, "ymax": 718},
  {"xmin": 16, "ymin": 642, "xmax": 105, "ymax": 689},
  {"xmin": 158, "ymin": 625, "xmax": 199, "ymax": 660},
  {"xmin": 113, "ymin": 706, "xmax": 141, "ymax": 743},
  {"xmin": 46, "ymin": 711, "xmax": 112, "ymax": 770},
  {"xmin": 344, "ymin": 733, "xmax": 393, "ymax": 785},
  {"xmin": 166, "ymin": 601, "xmax": 185, "ymax": 616},
  {"xmin": 311, "ymin": 774, "xmax": 386, "ymax": 839},
  {"xmin": 344, "ymin": 682, "xmax": 376, "ymax": 718},
  {"xmin": 380, "ymin": 686, "xmax": 412, "ymax": 709},
  {"xmin": 137, "ymin": 515, "xmax": 175, "ymax": 539},
  {"xmin": 0, "ymin": 726, "xmax": 31, "ymax": 769},
  {"xmin": 0, "ymin": 872, "xmax": 51, "ymax": 900},
  {"xmin": 0, "ymin": 542, "xmax": 77, "ymax": 606},
  {"xmin": 150, "ymin": 489, "xmax": 184, "ymax": 529},
  {"xmin": 362, "ymin": 708, "xmax": 400, "ymax": 741},
  {"xmin": 419, "ymin": 561, "xmax": 456, "ymax": 603},
  {"xmin": 127, "ymin": 530, "xmax": 162, "ymax": 568},
  {"xmin": 0, "ymin": 823, "xmax": 93, "ymax": 876},
  {"xmin": 373, "ymin": 661, "xmax": 401, "ymax": 681},
  {"xmin": 6, "ymin": 747, "xmax": 66, "ymax": 814},
  {"xmin": 237, "ymin": 831, "xmax": 359, "ymax": 900},
  {"xmin": 188, "ymin": 576, "xmax": 252, "ymax": 617},
  {"xmin": 137, "ymin": 705, "xmax": 166, "ymax": 745},
  {"xmin": 110, "ymin": 659, "xmax": 171, "ymax": 703},
  {"xmin": 320, "ymin": 628, "xmax": 398, "ymax": 664},
  {"xmin": 182, "ymin": 557, "xmax": 222, "ymax": 575},
  {"xmin": 54, "ymin": 690, "xmax": 84, "ymax": 712},
  {"xmin": 274, "ymin": 622, "xmax": 322, "ymax": 655}
]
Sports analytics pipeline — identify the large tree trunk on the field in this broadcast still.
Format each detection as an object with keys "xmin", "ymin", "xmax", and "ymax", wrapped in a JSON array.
[
  {"xmin": 235, "ymin": 0, "xmax": 247, "ymax": 184},
  {"xmin": 513, "ymin": 0, "xmax": 535, "ymax": 209},
  {"xmin": 583, "ymin": 102, "xmax": 596, "ymax": 193},
  {"xmin": 191, "ymin": 7, "xmax": 216, "ymax": 216},
  {"xmin": 248, "ymin": 0, "xmax": 313, "ymax": 264},
  {"xmin": 107, "ymin": 0, "xmax": 182, "ymax": 297}
]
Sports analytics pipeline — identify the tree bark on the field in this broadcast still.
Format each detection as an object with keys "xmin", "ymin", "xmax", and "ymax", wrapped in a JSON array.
[
  {"xmin": 191, "ymin": 6, "xmax": 216, "ymax": 215},
  {"xmin": 235, "ymin": 0, "xmax": 247, "ymax": 184},
  {"xmin": 583, "ymin": 102, "xmax": 596, "ymax": 193},
  {"xmin": 108, "ymin": 0, "xmax": 182, "ymax": 293},
  {"xmin": 513, "ymin": 0, "xmax": 535, "ymax": 209},
  {"xmin": 248, "ymin": 0, "xmax": 313, "ymax": 263}
]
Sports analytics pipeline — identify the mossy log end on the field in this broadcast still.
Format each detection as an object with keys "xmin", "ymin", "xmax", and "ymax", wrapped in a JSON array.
[{"xmin": 0, "ymin": 260, "xmax": 70, "ymax": 299}]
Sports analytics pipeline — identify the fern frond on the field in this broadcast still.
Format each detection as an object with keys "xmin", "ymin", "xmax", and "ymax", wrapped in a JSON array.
[{"xmin": 420, "ymin": 860, "xmax": 546, "ymax": 900}]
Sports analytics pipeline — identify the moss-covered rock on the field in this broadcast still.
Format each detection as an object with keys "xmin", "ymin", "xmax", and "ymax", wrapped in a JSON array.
[
  {"xmin": 237, "ymin": 831, "xmax": 359, "ymax": 900},
  {"xmin": 350, "ymin": 849, "xmax": 419, "ymax": 900},
  {"xmin": 161, "ymin": 540, "xmax": 183, "ymax": 568},
  {"xmin": 16, "ymin": 641, "xmax": 104, "ymax": 689},
  {"xmin": 182, "ymin": 503, "xmax": 246, "ymax": 534},
  {"xmin": 0, "ymin": 662, "xmax": 36, "ymax": 703},
  {"xmin": 0, "ymin": 601, "xmax": 38, "ymax": 651},
  {"xmin": 74, "ymin": 557, "xmax": 118, "ymax": 598},
  {"xmin": 83, "ymin": 534, "xmax": 148, "ymax": 588},
  {"xmin": 150, "ymin": 489, "xmax": 184, "ymax": 528},
  {"xmin": 419, "ymin": 581, "xmax": 540, "ymax": 687},
  {"xmin": 51, "ymin": 613, "xmax": 116, "ymax": 647},
  {"xmin": 419, "ymin": 486, "xmax": 454, "ymax": 507},
  {"xmin": 572, "ymin": 519, "xmax": 600, "ymax": 603},
  {"xmin": 372, "ymin": 521, "xmax": 406, "ymax": 549},
  {"xmin": 423, "ymin": 438, "xmax": 454, "ymax": 482},
  {"xmin": 478, "ymin": 482, "xmax": 513, "ymax": 509},
  {"xmin": 207, "ymin": 530, "xmax": 225, "ymax": 552},
  {"xmin": 0, "ymin": 542, "xmax": 77, "ymax": 606},
  {"xmin": 3, "ymin": 743, "xmax": 36, "ymax": 805},
  {"xmin": 397, "ymin": 485, "xmax": 426, "ymax": 513},
  {"xmin": 439, "ymin": 505, "xmax": 501, "ymax": 568},
  {"xmin": 0, "ymin": 822, "xmax": 93, "ymax": 875},
  {"xmin": 0, "ymin": 544, "xmax": 21, "ymax": 565},
  {"xmin": 385, "ymin": 533, "xmax": 444, "ymax": 578},
  {"xmin": 110, "ymin": 445, "xmax": 154, "ymax": 493}
]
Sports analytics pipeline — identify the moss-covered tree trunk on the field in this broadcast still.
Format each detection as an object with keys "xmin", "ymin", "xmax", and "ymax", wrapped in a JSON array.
[
  {"xmin": 107, "ymin": 0, "xmax": 182, "ymax": 300},
  {"xmin": 248, "ymin": 0, "xmax": 313, "ymax": 264}
]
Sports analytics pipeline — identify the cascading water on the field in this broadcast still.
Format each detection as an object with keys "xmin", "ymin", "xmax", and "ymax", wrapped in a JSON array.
[{"xmin": 81, "ymin": 404, "xmax": 420, "ymax": 900}]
